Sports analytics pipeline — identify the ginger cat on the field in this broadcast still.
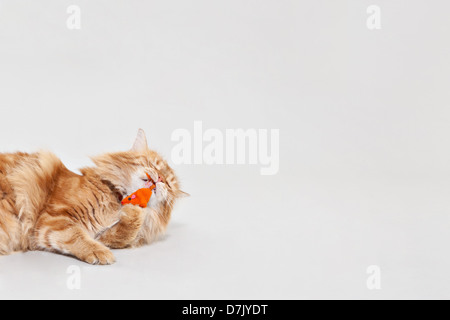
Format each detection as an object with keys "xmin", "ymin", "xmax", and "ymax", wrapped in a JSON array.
[{"xmin": 0, "ymin": 129, "xmax": 186, "ymax": 264}]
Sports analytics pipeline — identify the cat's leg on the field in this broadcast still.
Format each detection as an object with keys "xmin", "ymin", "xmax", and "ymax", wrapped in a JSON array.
[
  {"xmin": 0, "ymin": 219, "xmax": 14, "ymax": 255},
  {"xmin": 34, "ymin": 213, "xmax": 115, "ymax": 265},
  {"xmin": 0, "ymin": 201, "xmax": 21, "ymax": 255},
  {"xmin": 97, "ymin": 204, "xmax": 144, "ymax": 249}
]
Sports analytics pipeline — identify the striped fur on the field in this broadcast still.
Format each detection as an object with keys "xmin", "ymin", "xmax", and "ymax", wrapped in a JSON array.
[{"xmin": 0, "ymin": 130, "xmax": 185, "ymax": 264}]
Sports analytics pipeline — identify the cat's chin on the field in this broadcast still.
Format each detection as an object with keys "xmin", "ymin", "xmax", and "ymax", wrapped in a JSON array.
[
  {"xmin": 147, "ymin": 197, "xmax": 162, "ymax": 210},
  {"xmin": 142, "ymin": 205, "xmax": 163, "ymax": 220}
]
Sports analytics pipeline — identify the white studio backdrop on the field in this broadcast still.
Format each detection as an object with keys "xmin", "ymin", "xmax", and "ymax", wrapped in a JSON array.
[{"xmin": 0, "ymin": 0, "xmax": 450, "ymax": 299}]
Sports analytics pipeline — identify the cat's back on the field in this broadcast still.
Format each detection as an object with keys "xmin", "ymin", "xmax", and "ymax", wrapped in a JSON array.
[
  {"xmin": 0, "ymin": 152, "xmax": 32, "ymax": 173},
  {"xmin": 1, "ymin": 151, "xmax": 65, "ymax": 217},
  {"xmin": 0, "ymin": 152, "xmax": 34, "ymax": 198}
]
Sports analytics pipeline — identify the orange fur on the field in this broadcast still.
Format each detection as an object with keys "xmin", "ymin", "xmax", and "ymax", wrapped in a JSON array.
[{"xmin": 0, "ymin": 130, "xmax": 186, "ymax": 264}]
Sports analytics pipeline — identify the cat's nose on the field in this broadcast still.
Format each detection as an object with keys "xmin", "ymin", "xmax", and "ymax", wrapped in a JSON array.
[{"xmin": 157, "ymin": 176, "xmax": 163, "ymax": 183}]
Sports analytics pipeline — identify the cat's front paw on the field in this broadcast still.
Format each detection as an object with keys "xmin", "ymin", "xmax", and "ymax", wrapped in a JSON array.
[
  {"xmin": 82, "ymin": 244, "xmax": 116, "ymax": 265},
  {"xmin": 120, "ymin": 204, "xmax": 145, "ymax": 226}
]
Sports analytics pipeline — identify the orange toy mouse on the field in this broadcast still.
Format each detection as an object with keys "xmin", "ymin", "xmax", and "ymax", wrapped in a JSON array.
[{"xmin": 121, "ymin": 173, "xmax": 156, "ymax": 208}]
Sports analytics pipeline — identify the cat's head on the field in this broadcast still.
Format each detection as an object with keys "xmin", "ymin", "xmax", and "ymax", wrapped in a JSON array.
[{"xmin": 92, "ymin": 129, "xmax": 187, "ymax": 211}]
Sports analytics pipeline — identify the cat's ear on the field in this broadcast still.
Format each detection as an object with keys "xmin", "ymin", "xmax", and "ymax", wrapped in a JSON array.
[{"xmin": 131, "ymin": 129, "xmax": 148, "ymax": 152}]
